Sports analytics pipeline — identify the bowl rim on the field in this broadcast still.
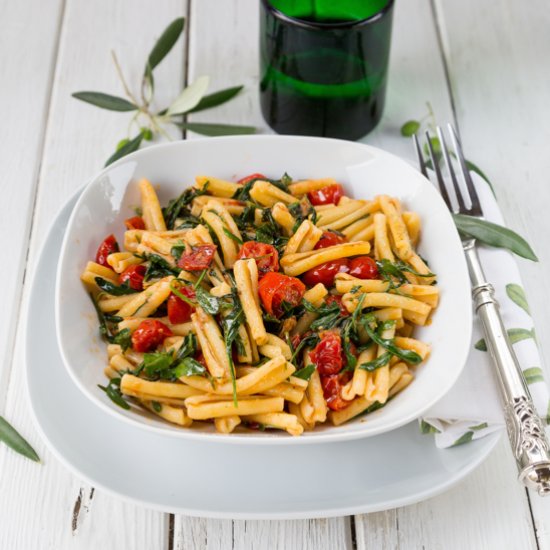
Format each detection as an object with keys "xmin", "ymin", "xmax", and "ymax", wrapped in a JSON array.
[{"xmin": 55, "ymin": 135, "xmax": 472, "ymax": 445}]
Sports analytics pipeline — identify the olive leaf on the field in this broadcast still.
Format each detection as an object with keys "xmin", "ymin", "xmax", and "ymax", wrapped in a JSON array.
[
  {"xmin": 400, "ymin": 120, "xmax": 420, "ymax": 137},
  {"xmin": 166, "ymin": 76, "xmax": 210, "ymax": 116},
  {"xmin": 453, "ymin": 214, "xmax": 538, "ymax": 262},
  {"xmin": 146, "ymin": 17, "xmax": 185, "ymax": 71},
  {"xmin": 475, "ymin": 327, "xmax": 535, "ymax": 351},
  {"xmin": 0, "ymin": 416, "xmax": 40, "ymax": 462},
  {"xmin": 104, "ymin": 132, "xmax": 144, "ymax": 167},
  {"xmin": 177, "ymin": 122, "xmax": 256, "ymax": 136},
  {"xmin": 72, "ymin": 91, "xmax": 137, "ymax": 112},
  {"xmin": 464, "ymin": 159, "xmax": 495, "ymax": 195},
  {"xmin": 506, "ymin": 283, "xmax": 531, "ymax": 315},
  {"xmin": 188, "ymin": 85, "xmax": 244, "ymax": 113}
]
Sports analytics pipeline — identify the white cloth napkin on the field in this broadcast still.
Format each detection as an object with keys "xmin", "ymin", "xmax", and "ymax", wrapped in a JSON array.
[{"xmin": 422, "ymin": 173, "xmax": 550, "ymax": 448}]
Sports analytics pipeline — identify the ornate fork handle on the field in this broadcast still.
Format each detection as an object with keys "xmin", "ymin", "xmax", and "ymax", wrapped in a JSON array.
[{"xmin": 465, "ymin": 239, "xmax": 550, "ymax": 495}]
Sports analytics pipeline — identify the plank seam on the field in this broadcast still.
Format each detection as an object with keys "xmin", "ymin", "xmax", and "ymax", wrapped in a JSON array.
[{"xmin": 0, "ymin": 0, "xmax": 68, "ymax": 412}]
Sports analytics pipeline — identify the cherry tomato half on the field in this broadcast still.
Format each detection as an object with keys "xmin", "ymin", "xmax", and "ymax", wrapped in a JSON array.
[
  {"xmin": 167, "ymin": 286, "xmax": 196, "ymax": 324},
  {"xmin": 302, "ymin": 258, "xmax": 349, "ymax": 288},
  {"xmin": 307, "ymin": 184, "xmax": 344, "ymax": 206},
  {"xmin": 95, "ymin": 234, "xmax": 119, "ymax": 267},
  {"xmin": 124, "ymin": 216, "xmax": 146, "ymax": 230},
  {"xmin": 325, "ymin": 295, "xmax": 349, "ymax": 317},
  {"xmin": 258, "ymin": 272, "xmax": 305, "ymax": 318},
  {"xmin": 314, "ymin": 231, "xmax": 347, "ymax": 250},
  {"xmin": 131, "ymin": 319, "xmax": 173, "ymax": 353},
  {"xmin": 310, "ymin": 332, "xmax": 343, "ymax": 376},
  {"xmin": 119, "ymin": 264, "xmax": 146, "ymax": 291},
  {"xmin": 238, "ymin": 241, "xmax": 279, "ymax": 274},
  {"xmin": 321, "ymin": 372, "xmax": 352, "ymax": 411},
  {"xmin": 348, "ymin": 256, "xmax": 379, "ymax": 280},
  {"xmin": 177, "ymin": 244, "xmax": 217, "ymax": 271},
  {"xmin": 237, "ymin": 173, "xmax": 267, "ymax": 184}
]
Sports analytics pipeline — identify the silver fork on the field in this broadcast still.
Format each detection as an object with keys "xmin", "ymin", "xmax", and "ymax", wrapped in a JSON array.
[{"xmin": 414, "ymin": 124, "xmax": 550, "ymax": 495}]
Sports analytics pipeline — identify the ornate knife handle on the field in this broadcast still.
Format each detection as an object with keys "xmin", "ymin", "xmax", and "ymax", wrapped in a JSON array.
[{"xmin": 465, "ymin": 240, "xmax": 550, "ymax": 496}]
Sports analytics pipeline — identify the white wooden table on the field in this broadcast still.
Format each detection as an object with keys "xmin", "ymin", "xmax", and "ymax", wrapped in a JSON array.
[{"xmin": 1, "ymin": 0, "xmax": 549, "ymax": 548}]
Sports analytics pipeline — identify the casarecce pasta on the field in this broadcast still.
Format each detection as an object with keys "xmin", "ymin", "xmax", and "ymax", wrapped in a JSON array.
[{"xmin": 82, "ymin": 172, "xmax": 438, "ymax": 436}]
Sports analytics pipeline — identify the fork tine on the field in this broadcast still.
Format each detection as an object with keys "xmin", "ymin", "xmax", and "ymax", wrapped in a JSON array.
[
  {"xmin": 437, "ymin": 126, "xmax": 467, "ymax": 212},
  {"xmin": 425, "ymin": 131, "xmax": 452, "ymax": 209},
  {"xmin": 448, "ymin": 124, "xmax": 482, "ymax": 215},
  {"xmin": 413, "ymin": 134, "xmax": 428, "ymax": 178}
]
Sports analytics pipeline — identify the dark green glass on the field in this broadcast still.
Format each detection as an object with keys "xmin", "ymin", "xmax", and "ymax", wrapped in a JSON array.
[{"xmin": 260, "ymin": 0, "xmax": 394, "ymax": 140}]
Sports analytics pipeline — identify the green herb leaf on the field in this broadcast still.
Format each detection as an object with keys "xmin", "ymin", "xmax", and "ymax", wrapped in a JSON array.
[
  {"xmin": 223, "ymin": 227, "xmax": 243, "ymax": 245},
  {"xmin": 173, "ymin": 356, "xmax": 207, "ymax": 378},
  {"xmin": 112, "ymin": 328, "xmax": 132, "ymax": 352},
  {"xmin": 400, "ymin": 120, "xmax": 420, "ymax": 137},
  {"xmin": 187, "ymin": 85, "xmax": 244, "ymax": 113},
  {"xmin": 177, "ymin": 122, "xmax": 256, "ymax": 136},
  {"xmin": 105, "ymin": 132, "xmax": 144, "ymax": 167},
  {"xmin": 166, "ymin": 76, "xmax": 210, "ymax": 116},
  {"xmin": 293, "ymin": 364, "xmax": 315, "ymax": 381},
  {"xmin": 453, "ymin": 214, "xmax": 538, "ymax": 262},
  {"xmin": 506, "ymin": 283, "xmax": 531, "ymax": 315},
  {"xmin": 475, "ymin": 327, "xmax": 535, "ymax": 351},
  {"xmin": 95, "ymin": 277, "xmax": 138, "ymax": 296},
  {"xmin": 162, "ymin": 184, "xmax": 208, "ymax": 229},
  {"xmin": 98, "ymin": 378, "xmax": 130, "ymax": 410},
  {"xmin": 146, "ymin": 17, "xmax": 185, "ymax": 71},
  {"xmin": 0, "ymin": 416, "xmax": 40, "ymax": 462},
  {"xmin": 195, "ymin": 286, "xmax": 220, "ymax": 315},
  {"xmin": 142, "ymin": 352, "xmax": 173, "ymax": 377},
  {"xmin": 359, "ymin": 351, "xmax": 392, "ymax": 372},
  {"xmin": 142, "ymin": 253, "xmax": 181, "ymax": 280},
  {"xmin": 151, "ymin": 401, "xmax": 162, "ymax": 413},
  {"xmin": 72, "ymin": 91, "xmax": 137, "ymax": 112}
]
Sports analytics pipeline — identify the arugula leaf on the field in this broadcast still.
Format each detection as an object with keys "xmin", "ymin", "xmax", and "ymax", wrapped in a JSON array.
[
  {"xmin": 142, "ymin": 352, "xmax": 173, "ymax": 377},
  {"xmin": 289, "ymin": 197, "xmax": 317, "ymax": 231},
  {"xmin": 174, "ymin": 333, "xmax": 198, "ymax": 361},
  {"xmin": 223, "ymin": 227, "xmax": 243, "ymax": 245},
  {"xmin": 293, "ymin": 364, "xmax": 315, "ymax": 381},
  {"xmin": 359, "ymin": 351, "xmax": 392, "ymax": 372},
  {"xmin": 112, "ymin": 328, "xmax": 132, "ymax": 352},
  {"xmin": 142, "ymin": 254, "xmax": 181, "ymax": 281},
  {"xmin": 361, "ymin": 315, "xmax": 422, "ymax": 365},
  {"xmin": 95, "ymin": 276, "xmax": 138, "ymax": 296},
  {"xmin": 162, "ymin": 184, "xmax": 209, "ymax": 229},
  {"xmin": 302, "ymin": 299, "xmax": 344, "ymax": 332},
  {"xmin": 290, "ymin": 333, "xmax": 320, "ymax": 365},
  {"xmin": 195, "ymin": 286, "xmax": 220, "ymax": 315},
  {"xmin": 172, "ymin": 356, "xmax": 207, "ymax": 377},
  {"xmin": 151, "ymin": 401, "xmax": 162, "ymax": 413},
  {"xmin": 98, "ymin": 378, "xmax": 130, "ymax": 410}
]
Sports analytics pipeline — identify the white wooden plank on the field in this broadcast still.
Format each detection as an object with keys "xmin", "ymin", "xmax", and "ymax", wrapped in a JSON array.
[
  {"xmin": 432, "ymin": 1, "xmax": 550, "ymax": 547},
  {"xmin": 0, "ymin": 0, "xmax": 63, "ymax": 405},
  {"xmin": 0, "ymin": 0, "xmax": 187, "ymax": 548},
  {"xmin": 172, "ymin": 518, "xmax": 233, "ymax": 550},
  {"xmin": 357, "ymin": 440, "xmax": 537, "ymax": 550}
]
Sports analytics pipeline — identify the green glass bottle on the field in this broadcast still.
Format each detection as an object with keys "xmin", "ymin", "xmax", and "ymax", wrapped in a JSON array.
[{"xmin": 260, "ymin": 0, "xmax": 394, "ymax": 140}]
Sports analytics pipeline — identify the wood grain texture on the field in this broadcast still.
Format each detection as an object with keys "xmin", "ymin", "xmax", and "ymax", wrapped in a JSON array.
[
  {"xmin": 433, "ymin": 1, "xmax": 550, "ymax": 547},
  {"xmin": 0, "ymin": 0, "xmax": 186, "ymax": 548},
  {"xmin": 0, "ymin": 0, "xmax": 63, "ymax": 406}
]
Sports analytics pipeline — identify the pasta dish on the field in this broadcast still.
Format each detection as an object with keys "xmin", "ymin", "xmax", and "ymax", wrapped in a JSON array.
[{"xmin": 80, "ymin": 173, "xmax": 438, "ymax": 435}]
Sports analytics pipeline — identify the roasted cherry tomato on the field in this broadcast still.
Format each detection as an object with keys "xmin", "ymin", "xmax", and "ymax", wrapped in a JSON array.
[
  {"xmin": 237, "ymin": 173, "xmax": 267, "ymax": 184},
  {"xmin": 258, "ymin": 272, "xmax": 305, "ymax": 318},
  {"xmin": 238, "ymin": 241, "xmax": 279, "ymax": 274},
  {"xmin": 131, "ymin": 319, "xmax": 173, "ymax": 353},
  {"xmin": 309, "ymin": 332, "xmax": 343, "ymax": 376},
  {"xmin": 325, "ymin": 295, "xmax": 349, "ymax": 317},
  {"xmin": 314, "ymin": 231, "xmax": 347, "ymax": 250},
  {"xmin": 302, "ymin": 258, "xmax": 349, "ymax": 287},
  {"xmin": 124, "ymin": 216, "xmax": 146, "ymax": 230},
  {"xmin": 348, "ymin": 256, "xmax": 379, "ymax": 280},
  {"xmin": 119, "ymin": 264, "xmax": 146, "ymax": 291},
  {"xmin": 195, "ymin": 351, "xmax": 207, "ymax": 369},
  {"xmin": 177, "ymin": 244, "xmax": 217, "ymax": 271},
  {"xmin": 95, "ymin": 234, "xmax": 119, "ymax": 267},
  {"xmin": 321, "ymin": 372, "xmax": 352, "ymax": 411},
  {"xmin": 307, "ymin": 184, "xmax": 344, "ymax": 206},
  {"xmin": 167, "ymin": 286, "xmax": 196, "ymax": 324}
]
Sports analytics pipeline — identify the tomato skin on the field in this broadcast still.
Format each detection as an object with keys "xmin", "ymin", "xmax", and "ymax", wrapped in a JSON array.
[
  {"xmin": 321, "ymin": 372, "xmax": 352, "ymax": 411},
  {"xmin": 131, "ymin": 319, "xmax": 173, "ymax": 352},
  {"xmin": 302, "ymin": 258, "xmax": 350, "ymax": 287},
  {"xmin": 258, "ymin": 272, "xmax": 306, "ymax": 318},
  {"xmin": 307, "ymin": 184, "xmax": 345, "ymax": 206},
  {"xmin": 124, "ymin": 216, "xmax": 146, "ymax": 230},
  {"xmin": 348, "ymin": 256, "xmax": 379, "ymax": 280},
  {"xmin": 119, "ymin": 265, "xmax": 146, "ymax": 291},
  {"xmin": 309, "ymin": 332, "xmax": 343, "ymax": 376},
  {"xmin": 95, "ymin": 234, "xmax": 119, "ymax": 267},
  {"xmin": 177, "ymin": 244, "xmax": 217, "ymax": 271},
  {"xmin": 237, "ymin": 173, "xmax": 267, "ymax": 184},
  {"xmin": 314, "ymin": 231, "xmax": 346, "ymax": 250},
  {"xmin": 167, "ymin": 287, "xmax": 196, "ymax": 324},
  {"xmin": 238, "ymin": 241, "xmax": 279, "ymax": 273},
  {"xmin": 325, "ymin": 295, "xmax": 349, "ymax": 317}
]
